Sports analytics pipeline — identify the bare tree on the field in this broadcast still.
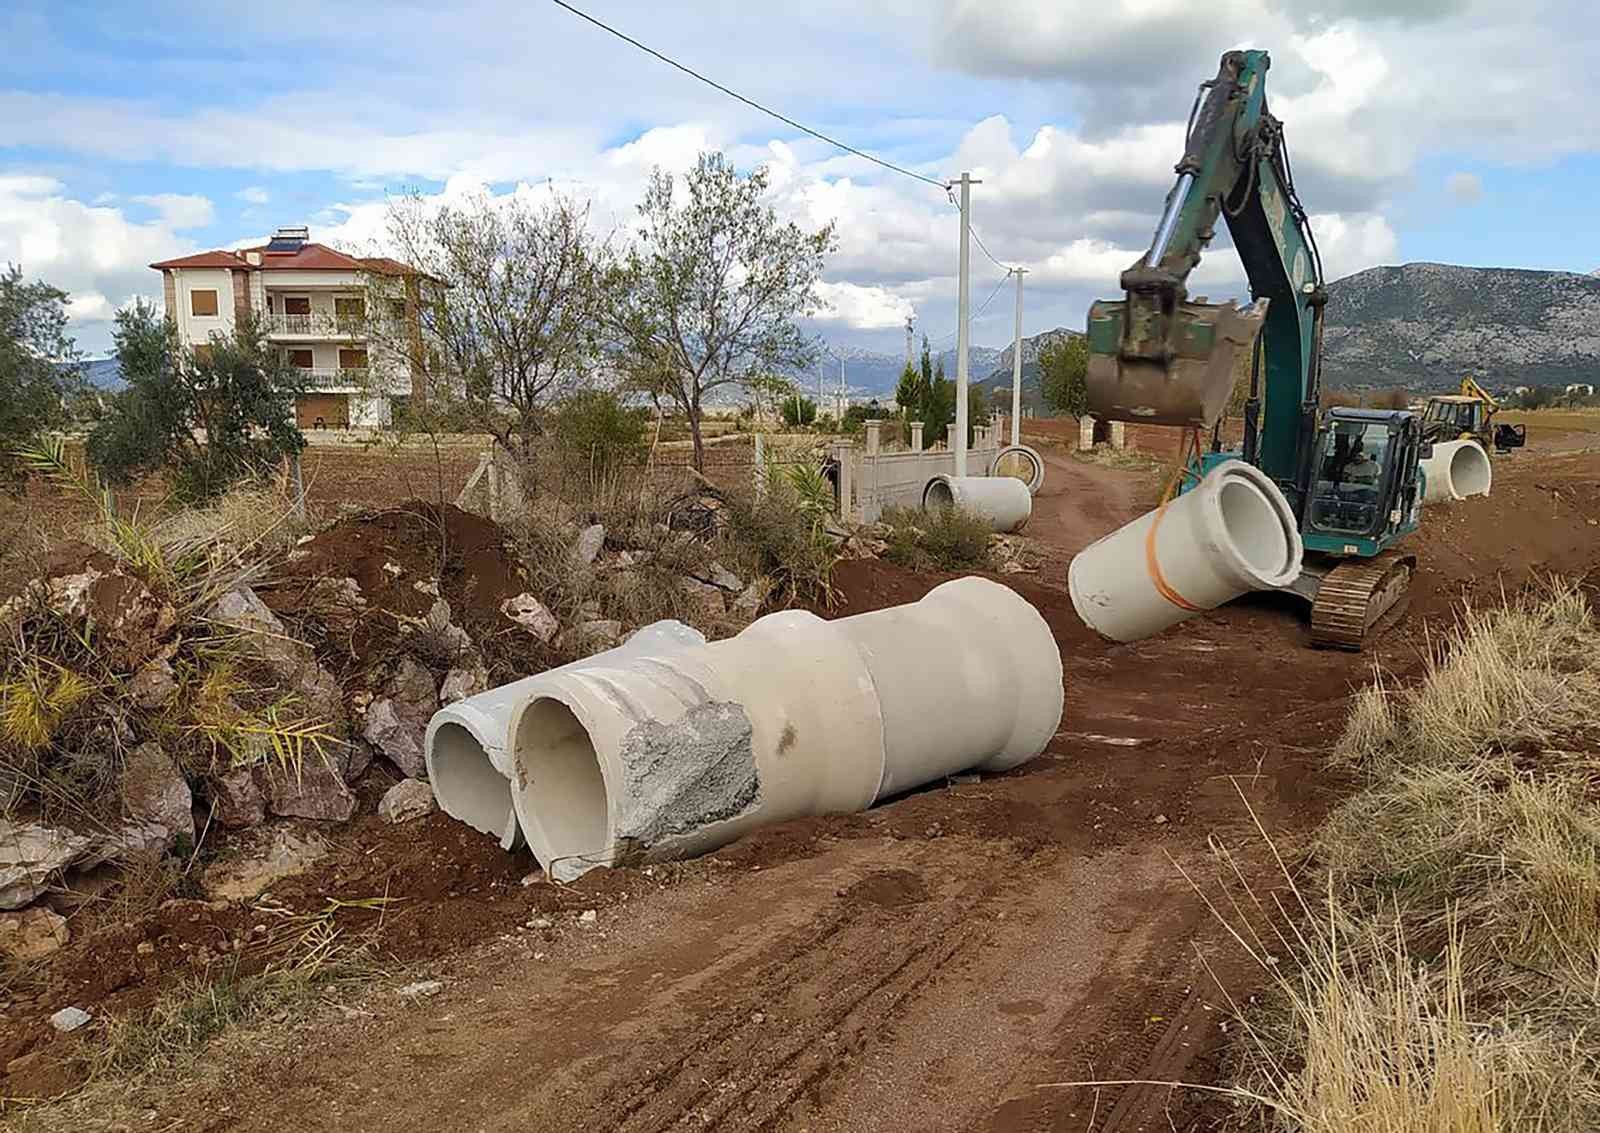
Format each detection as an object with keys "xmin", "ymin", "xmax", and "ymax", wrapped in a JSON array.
[
  {"xmin": 376, "ymin": 189, "xmax": 609, "ymax": 477},
  {"xmin": 607, "ymin": 153, "xmax": 836, "ymax": 471}
]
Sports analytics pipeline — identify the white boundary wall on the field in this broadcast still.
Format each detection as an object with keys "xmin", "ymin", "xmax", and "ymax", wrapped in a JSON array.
[{"xmin": 832, "ymin": 420, "xmax": 1003, "ymax": 523}]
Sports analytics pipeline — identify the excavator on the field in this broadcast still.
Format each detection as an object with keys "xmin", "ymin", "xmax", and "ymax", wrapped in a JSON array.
[
  {"xmin": 1084, "ymin": 48, "xmax": 1426, "ymax": 649},
  {"xmin": 1422, "ymin": 376, "xmax": 1528, "ymax": 454}
]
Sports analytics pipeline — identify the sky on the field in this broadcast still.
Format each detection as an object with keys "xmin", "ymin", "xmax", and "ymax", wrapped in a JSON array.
[{"xmin": 2, "ymin": 0, "xmax": 1596, "ymax": 358}]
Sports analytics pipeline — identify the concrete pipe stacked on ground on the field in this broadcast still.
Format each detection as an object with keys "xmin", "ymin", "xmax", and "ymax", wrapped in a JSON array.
[
  {"xmin": 1068, "ymin": 459, "xmax": 1303, "ymax": 643},
  {"xmin": 990, "ymin": 444, "xmax": 1047, "ymax": 495},
  {"xmin": 503, "ymin": 577, "xmax": 1063, "ymax": 881},
  {"xmin": 424, "ymin": 620, "xmax": 706, "ymax": 848},
  {"xmin": 922, "ymin": 474, "xmax": 1033, "ymax": 533},
  {"xmin": 1419, "ymin": 439, "xmax": 1492, "ymax": 504}
]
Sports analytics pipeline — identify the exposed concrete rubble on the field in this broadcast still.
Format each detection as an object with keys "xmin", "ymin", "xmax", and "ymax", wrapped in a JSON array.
[
  {"xmin": 613, "ymin": 702, "xmax": 759, "ymax": 852},
  {"xmin": 501, "ymin": 593, "xmax": 560, "ymax": 643}
]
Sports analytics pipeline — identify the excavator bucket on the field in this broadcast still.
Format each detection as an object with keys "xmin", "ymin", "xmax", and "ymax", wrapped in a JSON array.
[{"xmin": 1085, "ymin": 297, "xmax": 1269, "ymax": 429}]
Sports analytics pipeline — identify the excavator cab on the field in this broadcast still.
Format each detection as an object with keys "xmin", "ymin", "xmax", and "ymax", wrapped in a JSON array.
[{"xmin": 1304, "ymin": 410, "xmax": 1423, "ymax": 547}]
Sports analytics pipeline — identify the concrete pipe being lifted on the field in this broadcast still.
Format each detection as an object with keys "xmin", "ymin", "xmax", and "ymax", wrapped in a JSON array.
[
  {"xmin": 1068, "ymin": 459, "xmax": 1302, "ymax": 643},
  {"xmin": 505, "ymin": 577, "xmax": 1063, "ymax": 881},
  {"xmin": 923, "ymin": 474, "xmax": 1032, "ymax": 533},
  {"xmin": 424, "ymin": 620, "xmax": 706, "ymax": 848},
  {"xmin": 1419, "ymin": 439, "xmax": 1491, "ymax": 504},
  {"xmin": 990, "ymin": 444, "xmax": 1047, "ymax": 495}
]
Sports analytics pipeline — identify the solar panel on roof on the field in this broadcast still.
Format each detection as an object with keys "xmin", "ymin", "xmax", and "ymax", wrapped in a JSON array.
[{"xmin": 265, "ymin": 237, "xmax": 304, "ymax": 253}]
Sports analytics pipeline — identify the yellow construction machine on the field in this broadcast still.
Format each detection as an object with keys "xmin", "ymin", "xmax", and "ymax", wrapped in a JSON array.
[{"xmin": 1421, "ymin": 377, "xmax": 1527, "ymax": 454}]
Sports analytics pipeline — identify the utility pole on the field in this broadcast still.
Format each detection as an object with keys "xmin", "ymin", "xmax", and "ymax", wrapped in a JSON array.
[
  {"xmin": 1010, "ymin": 266, "xmax": 1028, "ymax": 447},
  {"xmin": 838, "ymin": 356, "xmax": 846, "ymax": 424},
  {"xmin": 904, "ymin": 315, "xmax": 915, "ymax": 368},
  {"xmin": 953, "ymin": 171, "xmax": 980, "ymax": 477}
]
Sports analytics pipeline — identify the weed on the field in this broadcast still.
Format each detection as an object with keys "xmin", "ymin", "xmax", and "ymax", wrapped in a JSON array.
[{"xmin": 881, "ymin": 504, "xmax": 991, "ymax": 572}]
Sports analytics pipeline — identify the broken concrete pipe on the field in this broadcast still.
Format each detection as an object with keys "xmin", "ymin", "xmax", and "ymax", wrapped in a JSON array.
[
  {"xmin": 1068, "ymin": 459, "xmax": 1302, "ymax": 643},
  {"xmin": 1419, "ymin": 439, "xmax": 1492, "ymax": 504},
  {"xmin": 991, "ymin": 444, "xmax": 1047, "ymax": 496},
  {"xmin": 501, "ymin": 577, "xmax": 1062, "ymax": 881},
  {"xmin": 424, "ymin": 620, "xmax": 707, "ymax": 849},
  {"xmin": 922, "ymin": 475, "xmax": 1032, "ymax": 533}
]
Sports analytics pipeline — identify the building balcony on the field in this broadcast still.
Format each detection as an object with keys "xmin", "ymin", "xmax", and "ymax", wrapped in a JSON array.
[
  {"xmin": 266, "ymin": 312, "xmax": 365, "ymax": 339},
  {"xmin": 290, "ymin": 367, "xmax": 409, "ymax": 395}
]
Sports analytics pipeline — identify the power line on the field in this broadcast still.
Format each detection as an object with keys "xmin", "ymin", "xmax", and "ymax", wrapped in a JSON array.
[
  {"xmin": 551, "ymin": 0, "xmax": 948, "ymax": 190},
  {"xmin": 925, "ymin": 272, "xmax": 1011, "ymax": 346}
]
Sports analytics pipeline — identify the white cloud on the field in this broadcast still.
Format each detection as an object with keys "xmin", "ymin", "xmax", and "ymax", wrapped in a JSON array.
[
  {"xmin": 0, "ymin": 176, "xmax": 192, "ymax": 347},
  {"xmin": 131, "ymin": 192, "xmax": 215, "ymax": 230},
  {"xmin": 1446, "ymin": 171, "xmax": 1482, "ymax": 205},
  {"xmin": 813, "ymin": 280, "xmax": 914, "ymax": 329},
  {"xmin": 236, "ymin": 186, "xmax": 270, "ymax": 205}
]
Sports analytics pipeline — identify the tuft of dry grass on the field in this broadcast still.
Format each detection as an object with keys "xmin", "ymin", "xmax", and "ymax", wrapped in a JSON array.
[{"xmin": 880, "ymin": 504, "xmax": 993, "ymax": 573}]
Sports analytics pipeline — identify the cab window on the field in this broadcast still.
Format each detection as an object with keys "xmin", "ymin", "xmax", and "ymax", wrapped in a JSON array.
[{"xmin": 1310, "ymin": 421, "xmax": 1390, "ymax": 535}]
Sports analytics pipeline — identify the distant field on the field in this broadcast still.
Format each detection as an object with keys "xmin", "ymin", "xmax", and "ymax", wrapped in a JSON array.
[{"xmin": 1499, "ymin": 408, "xmax": 1600, "ymax": 435}]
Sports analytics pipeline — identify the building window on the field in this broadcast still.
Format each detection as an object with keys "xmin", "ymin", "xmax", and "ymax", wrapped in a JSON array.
[
  {"xmin": 190, "ymin": 289, "xmax": 219, "ymax": 317},
  {"xmin": 387, "ymin": 298, "xmax": 407, "ymax": 322},
  {"xmin": 334, "ymin": 295, "xmax": 365, "ymax": 320},
  {"xmin": 287, "ymin": 349, "xmax": 314, "ymax": 368},
  {"xmin": 338, "ymin": 348, "xmax": 368, "ymax": 371},
  {"xmin": 281, "ymin": 295, "xmax": 311, "ymax": 315}
]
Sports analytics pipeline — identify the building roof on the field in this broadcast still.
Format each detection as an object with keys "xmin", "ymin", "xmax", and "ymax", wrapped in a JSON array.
[{"xmin": 151, "ymin": 242, "xmax": 430, "ymax": 278}]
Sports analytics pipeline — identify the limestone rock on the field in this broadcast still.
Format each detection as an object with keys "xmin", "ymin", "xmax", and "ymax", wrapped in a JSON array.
[
  {"xmin": 572, "ymin": 523, "xmax": 606, "ymax": 565},
  {"xmin": 678, "ymin": 577, "xmax": 727, "ymax": 621},
  {"xmin": 261, "ymin": 761, "xmax": 356, "ymax": 822},
  {"xmin": 697, "ymin": 561, "xmax": 744, "ymax": 592},
  {"xmin": 127, "ymin": 659, "xmax": 177, "ymax": 710},
  {"xmin": 200, "ymin": 826, "xmax": 330, "ymax": 901},
  {"xmin": 570, "ymin": 619, "xmax": 623, "ymax": 652},
  {"xmin": 0, "ymin": 905, "xmax": 70, "ymax": 960},
  {"xmin": 362, "ymin": 658, "xmax": 439, "ymax": 779},
  {"xmin": 120, "ymin": 742, "xmax": 193, "ymax": 851},
  {"xmin": 307, "ymin": 576, "xmax": 366, "ymax": 635},
  {"xmin": 45, "ymin": 559, "xmax": 176, "ymax": 670},
  {"xmin": 207, "ymin": 587, "xmax": 345, "ymax": 726},
  {"xmin": 379, "ymin": 779, "xmax": 436, "ymax": 824},
  {"xmin": 440, "ymin": 663, "xmax": 488, "ymax": 705},
  {"xmin": 501, "ymin": 593, "xmax": 559, "ymax": 643},
  {"xmin": 49, "ymin": 1006, "xmax": 90, "ymax": 1033},
  {"xmin": 0, "ymin": 821, "xmax": 92, "ymax": 910},
  {"xmin": 209, "ymin": 768, "xmax": 266, "ymax": 829},
  {"xmin": 731, "ymin": 577, "xmax": 771, "ymax": 617}
]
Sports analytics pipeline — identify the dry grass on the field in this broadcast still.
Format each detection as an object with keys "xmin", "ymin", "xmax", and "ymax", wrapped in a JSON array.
[
  {"xmin": 880, "ymin": 504, "xmax": 993, "ymax": 573},
  {"xmin": 1206, "ymin": 581, "xmax": 1600, "ymax": 1131}
]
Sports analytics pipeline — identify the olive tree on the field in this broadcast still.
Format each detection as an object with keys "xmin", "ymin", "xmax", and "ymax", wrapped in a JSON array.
[
  {"xmin": 0, "ymin": 266, "xmax": 77, "ymax": 491},
  {"xmin": 607, "ymin": 153, "xmax": 836, "ymax": 471},
  {"xmin": 1040, "ymin": 334, "xmax": 1090, "ymax": 418},
  {"xmin": 377, "ymin": 189, "xmax": 610, "ymax": 476}
]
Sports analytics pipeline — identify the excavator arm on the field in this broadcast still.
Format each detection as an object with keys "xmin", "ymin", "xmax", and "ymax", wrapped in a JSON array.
[{"xmin": 1086, "ymin": 49, "xmax": 1327, "ymax": 507}]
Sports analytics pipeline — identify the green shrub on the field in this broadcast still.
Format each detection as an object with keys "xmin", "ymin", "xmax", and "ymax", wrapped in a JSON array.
[{"xmin": 881, "ymin": 504, "xmax": 991, "ymax": 572}]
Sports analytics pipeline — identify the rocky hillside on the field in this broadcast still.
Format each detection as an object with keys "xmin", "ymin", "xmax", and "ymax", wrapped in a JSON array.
[
  {"xmin": 1323, "ymin": 263, "xmax": 1600, "ymax": 390},
  {"xmin": 973, "ymin": 327, "xmax": 1083, "ymax": 414}
]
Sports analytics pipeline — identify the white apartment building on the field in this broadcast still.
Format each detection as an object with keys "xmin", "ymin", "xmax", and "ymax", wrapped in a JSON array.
[{"xmin": 151, "ymin": 226, "xmax": 431, "ymax": 429}]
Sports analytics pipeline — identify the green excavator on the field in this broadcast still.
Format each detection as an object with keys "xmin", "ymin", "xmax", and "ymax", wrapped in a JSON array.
[{"xmin": 1084, "ymin": 48, "xmax": 1426, "ymax": 649}]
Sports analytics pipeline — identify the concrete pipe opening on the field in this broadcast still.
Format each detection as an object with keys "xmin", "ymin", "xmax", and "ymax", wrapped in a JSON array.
[
  {"xmin": 991, "ymin": 444, "xmax": 1046, "ymax": 495},
  {"xmin": 428, "ymin": 719, "xmax": 519, "ymax": 848},
  {"xmin": 515, "ymin": 696, "xmax": 610, "ymax": 874},
  {"xmin": 922, "ymin": 474, "xmax": 1032, "ymax": 533},
  {"xmin": 1420, "ymin": 439, "xmax": 1491, "ymax": 504},
  {"xmin": 1218, "ymin": 477, "xmax": 1295, "ymax": 582}
]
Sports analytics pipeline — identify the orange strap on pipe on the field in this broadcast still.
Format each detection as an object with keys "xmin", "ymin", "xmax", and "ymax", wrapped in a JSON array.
[{"xmin": 1144, "ymin": 497, "xmax": 1203, "ymax": 612}]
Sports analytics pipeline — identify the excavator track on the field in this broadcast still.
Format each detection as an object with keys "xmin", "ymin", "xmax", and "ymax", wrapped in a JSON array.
[{"xmin": 1309, "ymin": 552, "xmax": 1416, "ymax": 651}]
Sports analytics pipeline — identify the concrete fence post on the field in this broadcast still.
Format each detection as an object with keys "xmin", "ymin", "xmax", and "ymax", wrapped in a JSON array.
[
  {"xmin": 864, "ymin": 420, "xmax": 882, "ymax": 457},
  {"xmin": 910, "ymin": 421, "xmax": 924, "ymax": 453},
  {"xmin": 946, "ymin": 423, "xmax": 959, "ymax": 451},
  {"xmin": 1110, "ymin": 421, "xmax": 1127, "ymax": 450},
  {"xmin": 1079, "ymin": 415, "xmax": 1096, "ymax": 450},
  {"xmin": 835, "ymin": 441, "xmax": 856, "ymax": 521}
]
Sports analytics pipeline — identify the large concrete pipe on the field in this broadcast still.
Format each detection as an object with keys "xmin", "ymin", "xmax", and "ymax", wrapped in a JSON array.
[
  {"xmin": 1068, "ymin": 459, "xmax": 1302, "ymax": 643},
  {"xmin": 923, "ymin": 474, "xmax": 1032, "ymax": 533},
  {"xmin": 991, "ymin": 444, "xmax": 1047, "ymax": 495},
  {"xmin": 1419, "ymin": 439, "xmax": 1491, "ymax": 504},
  {"xmin": 505, "ymin": 577, "xmax": 1062, "ymax": 881},
  {"xmin": 424, "ymin": 620, "xmax": 705, "ymax": 848}
]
